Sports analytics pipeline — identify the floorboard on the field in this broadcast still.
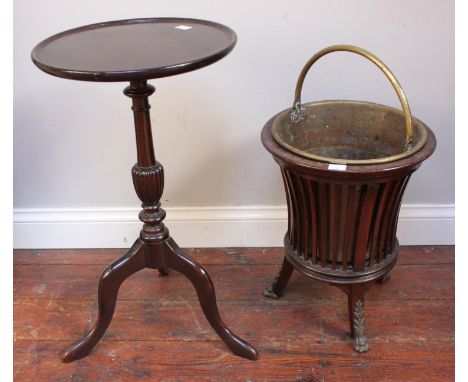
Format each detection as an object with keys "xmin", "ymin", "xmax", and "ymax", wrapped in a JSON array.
[{"xmin": 13, "ymin": 246, "xmax": 454, "ymax": 381}]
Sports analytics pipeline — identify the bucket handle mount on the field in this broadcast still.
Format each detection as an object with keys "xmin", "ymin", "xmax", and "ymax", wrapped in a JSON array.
[{"xmin": 291, "ymin": 45, "xmax": 414, "ymax": 151}]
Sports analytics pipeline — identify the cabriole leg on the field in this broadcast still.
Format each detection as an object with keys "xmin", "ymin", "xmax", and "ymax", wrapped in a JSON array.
[
  {"xmin": 62, "ymin": 239, "xmax": 146, "ymax": 362},
  {"xmin": 164, "ymin": 238, "xmax": 259, "ymax": 360},
  {"xmin": 264, "ymin": 256, "xmax": 294, "ymax": 299}
]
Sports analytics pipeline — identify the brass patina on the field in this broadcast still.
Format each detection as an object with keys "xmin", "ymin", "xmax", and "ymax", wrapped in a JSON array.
[{"xmin": 272, "ymin": 45, "xmax": 428, "ymax": 165}]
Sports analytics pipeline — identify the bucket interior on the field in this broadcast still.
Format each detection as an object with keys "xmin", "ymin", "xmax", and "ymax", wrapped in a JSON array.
[{"xmin": 272, "ymin": 101, "xmax": 427, "ymax": 164}]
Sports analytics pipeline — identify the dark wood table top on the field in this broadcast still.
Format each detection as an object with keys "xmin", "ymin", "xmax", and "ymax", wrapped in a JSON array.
[{"xmin": 31, "ymin": 18, "xmax": 237, "ymax": 82}]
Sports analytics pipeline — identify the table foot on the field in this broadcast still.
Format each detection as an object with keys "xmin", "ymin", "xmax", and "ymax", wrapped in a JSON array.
[
  {"xmin": 164, "ymin": 238, "xmax": 259, "ymax": 360},
  {"xmin": 62, "ymin": 239, "xmax": 146, "ymax": 362},
  {"xmin": 264, "ymin": 256, "xmax": 294, "ymax": 299}
]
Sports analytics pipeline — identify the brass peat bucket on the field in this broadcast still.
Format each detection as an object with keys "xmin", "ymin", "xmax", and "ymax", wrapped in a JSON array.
[{"xmin": 261, "ymin": 45, "xmax": 436, "ymax": 352}]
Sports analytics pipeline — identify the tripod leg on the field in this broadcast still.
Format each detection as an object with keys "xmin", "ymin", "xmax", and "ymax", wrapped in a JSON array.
[
  {"xmin": 164, "ymin": 238, "xmax": 259, "ymax": 360},
  {"xmin": 263, "ymin": 256, "xmax": 294, "ymax": 299},
  {"xmin": 62, "ymin": 239, "xmax": 146, "ymax": 362}
]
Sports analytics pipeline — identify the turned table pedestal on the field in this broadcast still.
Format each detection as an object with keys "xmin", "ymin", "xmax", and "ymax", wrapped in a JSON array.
[{"xmin": 31, "ymin": 17, "xmax": 258, "ymax": 362}]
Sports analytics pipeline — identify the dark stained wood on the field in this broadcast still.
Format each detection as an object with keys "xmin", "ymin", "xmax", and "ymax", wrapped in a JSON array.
[
  {"xmin": 305, "ymin": 179, "xmax": 318, "ymax": 264},
  {"xmin": 274, "ymin": 171, "xmax": 413, "ymax": 280},
  {"xmin": 264, "ymin": 113, "xmax": 436, "ymax": 180},
  {"xmin": 31, "ymin": 22, "xmax": 257, "ymax": 363},
  {"xmin": 31, "ymin": 18, "xmax": 237, "ymax": 82},
  {"xmin": 353, "ymin": 184, "xmax": 378, "ymax": 271},
  {"xmin": 297, "ymin": 177, "xmax": 310, "ymax": 261},
  {"xmin": 263, "ymin": 257, "xmax": 294, "ymax": 299},
  {"xmin": 341, "ymin": 184, "xmax": 359, "ymax": 269},
  {"xmin": 58, "ymin": 80, "xmax": 256, "ymax": 363},
  {"xmin": 329, "ymin": 183, "xmax": 339, "ymax": 269},
  {"xmin": 125, "ymin": 81, "xmax": 157, "ymax": 167},
  {"xmin": 334, "ymin": 282, "xmax": 373, "ymax": 352},
  {"xmin": 13, "ymin": 246, "xmax": 454, "ymax": 381},
  {"xmin": 318, "ymin": 182, "xmax": 329, "ymax": 267},
  {"xmin": 281, "ymin": 169, "xmax": 294, "ymax": 247},
  {"xmin": 262, "ymin": 106, "xmax": 437, "ymax": 351},
  {"xmin": 284, "ymin": 171, "xmax": 299, "ymax": 250},
  {"xmin": 61, "ymin": 240, "xmax": 148, "ymax": 362},
  {"xmin": 387, "ymin": 177, "xmax": 411, "ymax": 254},
  {"xmin": 369, "ymin": 182, "xmax": 391, "ymax": 267}
]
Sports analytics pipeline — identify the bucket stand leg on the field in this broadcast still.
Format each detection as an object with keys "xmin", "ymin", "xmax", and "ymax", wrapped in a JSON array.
[
  {"xmin": 334, "ymin": 282, "xmax": 372, "ymax": 352},
  {"xmin": 264, "ymin": 257, "xmax": 294, "ymax": 299},
  {"xmin": 377, "ymin": 272, "xmax": 391, "ymax": 284}
]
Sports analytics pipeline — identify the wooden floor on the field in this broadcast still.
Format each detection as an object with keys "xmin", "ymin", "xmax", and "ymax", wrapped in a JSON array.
[{"xmin": 14, "ymin": 246, "xmax": 454, "ymax": 381}]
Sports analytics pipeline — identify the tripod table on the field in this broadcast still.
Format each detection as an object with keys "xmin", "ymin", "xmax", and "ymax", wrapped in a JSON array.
[{"xmin": 31, "ymin": 17, "xmax": 258, "ymax": 362}]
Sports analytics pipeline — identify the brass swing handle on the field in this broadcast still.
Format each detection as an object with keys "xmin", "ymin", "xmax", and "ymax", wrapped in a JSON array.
[{"xmin": 291, "ymin": 45, "xmax": 414, "ymax": 150}]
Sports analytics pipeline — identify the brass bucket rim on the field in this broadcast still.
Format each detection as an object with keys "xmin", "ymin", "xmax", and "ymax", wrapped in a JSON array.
[{"xmin": 271, "ymin": 100, "xmax": 428, "ymax": 166}]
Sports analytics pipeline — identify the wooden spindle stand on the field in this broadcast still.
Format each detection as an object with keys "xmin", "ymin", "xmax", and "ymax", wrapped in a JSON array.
[{"xmin": 31, "ymin": 17, "xmax": 258, "ymax": 362}]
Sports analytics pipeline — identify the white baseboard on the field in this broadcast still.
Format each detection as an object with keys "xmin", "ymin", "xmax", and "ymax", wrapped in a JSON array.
[{"xmin": 13, "ymin": 204, "xmax": 454, "ymax": 249}]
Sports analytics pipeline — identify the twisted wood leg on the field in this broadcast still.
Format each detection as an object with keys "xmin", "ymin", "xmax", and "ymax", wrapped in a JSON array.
[
  {"xmin": 62, "ymin": 239, "xmax": 146, "ymax": 362},
  {"xmin": 164, "ymin": 238, "xmax": 259, "ymax": 360},
  {"xmin": 264, "ymin": 256, "xmax": 294, "ymax": 299}
]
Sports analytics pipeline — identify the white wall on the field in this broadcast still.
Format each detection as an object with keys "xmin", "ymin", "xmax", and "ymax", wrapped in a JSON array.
[{"xmin": 14, "ymin": 0, "xmax": 454, "ymax": 248}]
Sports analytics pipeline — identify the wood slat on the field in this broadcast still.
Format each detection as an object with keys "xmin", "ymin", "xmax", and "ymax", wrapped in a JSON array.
[
  {"xmin": 281, "ymin": 169, "xmax": 293, "ymax": 245},
  {"xmin": 305, "ymin": 179, "xmax": 318, "ymax": 264},
  {"xmin": 368, "ymin": 182, "xmax": 389, "ymax": 267},
  {"xmin": 378, "ymin": 178, "xmax": 404, "ymax": 261},
  {"xmin": 353, "ymin": 184, "xmax": 378, "ymax": 271},
  {"xmin": 329, "ymin": 183, "xmax": 340, "ymax": 269},
  {"xmin": 285, "ymin": 171, "xmax": 301, "ymax": 249},
  {"xmin": 386, "ymin": 177, "xmax": 410, "ymax": 254},
  {"xmin": 341, "ymin": 185, "xmax": 361, "ymax": 269},
  {"xmin": 299, "ymin": 177, "xmax": 311, "ymax": 261}
]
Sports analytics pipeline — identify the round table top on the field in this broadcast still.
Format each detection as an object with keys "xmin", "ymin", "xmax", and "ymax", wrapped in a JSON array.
[{"xmin": 31, "ymin": 18, "xmax": 237, "ymax": 82}]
